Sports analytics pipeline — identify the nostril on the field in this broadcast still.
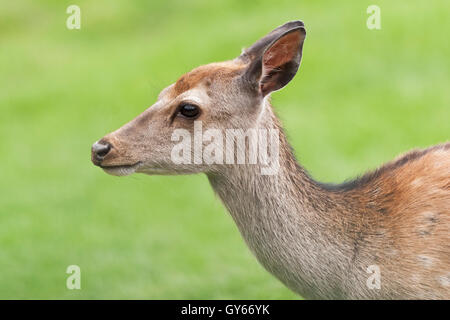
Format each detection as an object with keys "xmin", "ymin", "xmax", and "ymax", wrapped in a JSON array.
[{"xmin": 92, "ymin": 141, "xmax": 112, "ymax": 159}]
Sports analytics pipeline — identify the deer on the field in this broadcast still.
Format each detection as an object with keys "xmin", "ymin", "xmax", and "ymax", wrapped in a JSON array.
[{"xmin": 91, "ymin": 21, "xmax": 450, "ymax": 299}]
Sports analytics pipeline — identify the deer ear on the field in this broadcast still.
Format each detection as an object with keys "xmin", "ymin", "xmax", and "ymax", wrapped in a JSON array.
[
  {"xmin": 240, "ymin": 22, "xmax": 306, "ymax": 97},
  {"xmin": 259, "ymin": 27, "xmax": 305, "ymax": 96}
]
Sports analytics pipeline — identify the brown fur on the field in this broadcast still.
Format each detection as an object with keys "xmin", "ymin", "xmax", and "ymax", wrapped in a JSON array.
[
  {"xmin": 172, "ymin": 62, "xmax": 245, "ymax": 97},
  {"xmin": 328, "ymin": 142, "xmax": 450, "ymax": 298}
]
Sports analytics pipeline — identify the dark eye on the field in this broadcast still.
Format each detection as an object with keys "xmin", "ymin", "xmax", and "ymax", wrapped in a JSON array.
[{"xmin": 178, "ymin": 103, "xmax": 200, "ymax": 119}]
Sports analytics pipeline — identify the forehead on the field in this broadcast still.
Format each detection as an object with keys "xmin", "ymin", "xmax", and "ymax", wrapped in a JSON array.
[{"xmin": 171, "ymin": 61, "xmax": 245, "ymax": 97}]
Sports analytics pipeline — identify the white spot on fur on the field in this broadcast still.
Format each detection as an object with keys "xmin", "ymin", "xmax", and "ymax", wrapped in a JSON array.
[
  {"xmin": 411, "ymin": 177, "xmax": 423, "ymax": 187},
  {"xmin": 437, "ymin": 275, "xmax": 449, "ymax": 287},
  {"xmin": 422, "ymin": 211, "xmax": 436, "ymax": 219},
  {"xmin": 410, "ymin": 274, "xmax": 421, "ymax": 283},
  {"xmin": 417, "ymin": 255, "xmax": 433, "ymax": 267}
]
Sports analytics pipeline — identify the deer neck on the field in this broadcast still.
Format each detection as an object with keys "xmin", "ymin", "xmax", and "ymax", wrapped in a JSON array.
[{"xmin": 206, "ymin": 102, "xmax": 355, "ymax": 299}]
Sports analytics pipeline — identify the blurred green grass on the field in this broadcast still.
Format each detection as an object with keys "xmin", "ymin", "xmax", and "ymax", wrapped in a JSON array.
[{"xmin": 0, "ymin": 0, "xmax": 448, "ymax": 299}]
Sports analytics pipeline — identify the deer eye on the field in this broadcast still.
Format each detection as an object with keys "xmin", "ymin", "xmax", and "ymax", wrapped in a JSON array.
[{"xmin": 178, "ymin": 103, "xmax": 200, "ymax": 119}]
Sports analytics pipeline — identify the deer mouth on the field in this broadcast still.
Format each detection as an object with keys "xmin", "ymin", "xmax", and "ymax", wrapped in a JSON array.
[{"xmin": 100, "ymin": 162, "xmax": 142, "ymax": 176}]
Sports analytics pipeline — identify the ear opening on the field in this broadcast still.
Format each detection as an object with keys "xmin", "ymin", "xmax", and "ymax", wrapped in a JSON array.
[{"xmin": 260, "ymin": 27, "xmax": 306, "ymax": 96}]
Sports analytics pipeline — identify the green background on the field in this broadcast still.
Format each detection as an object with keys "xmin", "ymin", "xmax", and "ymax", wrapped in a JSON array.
[{"xmin": 0, "ymin": 0, "xmax": 448, "ymax": 299}]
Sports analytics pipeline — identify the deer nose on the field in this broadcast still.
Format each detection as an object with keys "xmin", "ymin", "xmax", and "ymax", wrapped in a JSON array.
[{"xmin": 91, "ymin": 140, "xmax": 112, "ymax": 165}]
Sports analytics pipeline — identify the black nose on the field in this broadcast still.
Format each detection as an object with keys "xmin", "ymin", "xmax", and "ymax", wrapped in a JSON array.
[{"xmin": 92, "ymin": 141, "xmax": 112, "ymax": 165}]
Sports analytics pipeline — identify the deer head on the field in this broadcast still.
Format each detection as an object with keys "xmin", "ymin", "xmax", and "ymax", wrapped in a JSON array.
[{"xmin": 91, "ymin": 21, "xmax": 306, "ymax": 176}]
